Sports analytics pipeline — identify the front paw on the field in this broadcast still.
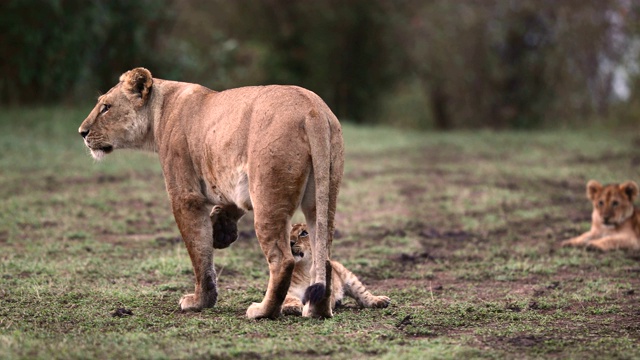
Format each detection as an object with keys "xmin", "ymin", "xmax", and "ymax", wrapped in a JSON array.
[
  {"xmin": 586, "ymin": 242, "xmax": 606, "ymax": 252},
  {"xmin": 246, "ymin": 302, "xmax": 280, "ymax": 319},
  {"xmin": 282, "ymin": 299, "xmax": 303, "ymax": 316},
  {"xmin": 560, "ymin": 238, "xmax": 582, "ymax": 248}
]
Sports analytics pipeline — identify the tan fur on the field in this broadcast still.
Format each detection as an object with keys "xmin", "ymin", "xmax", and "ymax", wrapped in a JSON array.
[
  {"xmin": 78, "ymin": 68, "xmax": 344, "ymax": 319},
  {"xmin": 561, "ymin": 180, "xmax": 640, "ymax": 251},
  {"xmin": 282, "ymin": 224, "xmax": 391, "ymax": 315}
]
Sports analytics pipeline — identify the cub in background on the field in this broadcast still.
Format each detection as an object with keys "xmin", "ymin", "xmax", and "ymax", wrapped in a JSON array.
[
  {"xmin": 283, "ymin": 223, "xmax": 391, "ymax": 316},
  {"xmin": 562, "ymin": 180, "xmax": 640, "ymax": 251}
]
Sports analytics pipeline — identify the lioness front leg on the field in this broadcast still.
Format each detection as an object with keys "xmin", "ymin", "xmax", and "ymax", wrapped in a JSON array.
[{"xmin": 172, "ymin": 195, "xmax": 218, "ymax": 311}]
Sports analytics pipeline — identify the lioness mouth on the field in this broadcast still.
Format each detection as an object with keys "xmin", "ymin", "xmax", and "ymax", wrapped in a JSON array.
[{"xmin": 101, "ymin": 145, "xmax": 114, "ymax": 153}]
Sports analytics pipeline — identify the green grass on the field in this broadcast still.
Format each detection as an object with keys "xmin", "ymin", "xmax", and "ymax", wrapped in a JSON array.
[{"xmin": 1, "ymin": 106, "xmax": 640, "ymax": 359}]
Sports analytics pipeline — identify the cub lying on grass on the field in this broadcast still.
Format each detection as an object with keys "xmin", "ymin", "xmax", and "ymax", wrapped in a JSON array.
[
  {"xmin": 562, "ymin": 180, "xmax": 640, "ymax": 251},
  {"xmin": 282, "ymin": 223, "xmax": 391, "ymax": 315}
]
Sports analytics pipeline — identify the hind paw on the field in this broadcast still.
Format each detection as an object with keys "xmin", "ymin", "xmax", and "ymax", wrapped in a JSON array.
[{"xmin": 372, "ymin": 296, "xmax": 391, "ymax": 308}]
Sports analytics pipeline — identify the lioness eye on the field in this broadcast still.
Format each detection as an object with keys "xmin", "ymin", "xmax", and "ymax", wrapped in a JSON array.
[
  {"xmin": 612, "ymin": 200, "xmax": 619, "ymax": 207},
  {"xmin": 300, "ymin": 230, "xmax": 309, "ymax": 237},
  {"xmin": 598, "ymin": 201, "xmax": 604, "ymax": 207},
  {"xmin": 100, "ymin": 104, "xmax": 111, "ymax": 114}
]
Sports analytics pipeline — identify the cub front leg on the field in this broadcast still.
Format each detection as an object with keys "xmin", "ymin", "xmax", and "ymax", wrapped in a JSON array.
[
  {"xmin": 561, "ymin": 230, "xmax": 598, "ymax": 248},
  {"xmin": 172, "ymin": 193, "xmax": 218, "ymax": 311},
  {"xmin": 587, "ymin": 235, "xmax": 639, "ymax": 252}
]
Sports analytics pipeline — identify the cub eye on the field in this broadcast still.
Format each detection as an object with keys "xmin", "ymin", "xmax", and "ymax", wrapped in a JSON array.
[
  {"xmin": 299, "ymin": 230, "xmax": 309, "ymax": 237},
  {"xmin": 612, "ymin": 200, "xmax": 619, "ymax": 207},
  {"xmin": 598, "ymin": 200, "xmax": 604, "ymax": 207},
  {"xmin": 100, "ymin": 104, "xmax": 111, "ymax": 114}
]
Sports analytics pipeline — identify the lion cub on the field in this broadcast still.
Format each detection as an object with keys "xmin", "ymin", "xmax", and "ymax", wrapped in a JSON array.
[
  {"xmin": 561, "ymin": 180, "xmax": 640, "ymax": 251},
  {"xmin": 282, "ymin": 223, "xmax": 391, "ymax": 315}
]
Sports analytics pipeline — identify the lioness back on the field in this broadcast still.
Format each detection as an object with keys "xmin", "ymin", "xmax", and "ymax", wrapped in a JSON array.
[{"xmin": 283, "ymin": 223, "xmax": 390, "ymax": 315}]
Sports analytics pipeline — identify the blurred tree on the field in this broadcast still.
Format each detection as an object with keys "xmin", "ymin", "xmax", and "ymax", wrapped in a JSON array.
[
  {"xmin": 396, "ymin": 0, "xmax": 632, "ymax": 129},
  {"xmin": 0, "ymin": 0, "xmax": 173, "ymax": 104},
  {"xmin": 0, "ymin": 0, "xmax": 637, "ymax": 129},
  {"xmin": 252, "ymin": 0, "xmax": 399, "ymax": 123}
]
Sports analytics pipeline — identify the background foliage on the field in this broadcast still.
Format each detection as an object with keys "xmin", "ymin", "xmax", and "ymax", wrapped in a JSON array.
[{"xmin": 1, "ymin": 0, "xmax": 639, "ymax": 128}]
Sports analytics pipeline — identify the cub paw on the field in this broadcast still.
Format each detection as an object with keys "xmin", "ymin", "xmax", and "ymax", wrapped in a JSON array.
[
  {"xmin": 282, "ymin": 298, "xmax": 303, "ymax": 316},
  {"xmin": 372, "ymin": 296, "xmax": 391, "ymax": 308},
  {"xmin": 246, "ymin": 302, "xmax": 280, "ymax": 319}
]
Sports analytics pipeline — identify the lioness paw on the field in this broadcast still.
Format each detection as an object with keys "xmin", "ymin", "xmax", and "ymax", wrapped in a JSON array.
[
  {"xmin": 179, "ymin": 294, "xmax": 202, "ymax": 312},
  {"xmin": 246, "ymin": 302, "xmax": 280, "ymax": 319},
  {"xmin": 209, "ymin": 205, "xmax": 223, "ymax": 218},
  {"xmin": 302, "ymin": 301, "xmax": 333, "ymax": 319}
]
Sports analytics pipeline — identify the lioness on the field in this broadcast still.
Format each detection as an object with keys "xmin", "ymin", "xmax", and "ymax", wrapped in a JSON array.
[
  {"xmin": 282, "ymin": 224, "xmax": 391, "ymax": 315},
  {"xmin": 79, "ymin": 68, "xmax": 344, "ymax": 319},
  {"xmin": 561, "ymin": 180, "xmax": 640, "ymax": 251}
]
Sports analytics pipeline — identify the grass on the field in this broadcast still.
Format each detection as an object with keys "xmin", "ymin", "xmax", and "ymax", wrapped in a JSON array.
[{"xmin": 1, "ymin": 106, "xmax": 640, "ymax": 359}]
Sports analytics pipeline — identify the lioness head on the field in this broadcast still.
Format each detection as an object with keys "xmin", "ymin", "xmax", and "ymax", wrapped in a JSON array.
[
  {"xmin": 78, "ymin": 67, "xmax": 154, "ymax": 160},
  {"xmin": 290, "ymin": 223, "xmax": 310, "ymax": 263},
  {"xmin": 587, "ymin": 180, "xmax": 639, "ymax": 227}
]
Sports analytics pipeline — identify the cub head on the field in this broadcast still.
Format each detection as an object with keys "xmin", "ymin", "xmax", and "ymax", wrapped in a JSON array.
[
  {"xmin": 290, "ymin": 223, "xmax": 311, "ymax": 263},
  {"xmin": 586, "ymin": 180, "xmax": 638, "ymax": 227},
  {"xmin": 78, "ymin": 67, "xmax": 154, "ymax": 160}
]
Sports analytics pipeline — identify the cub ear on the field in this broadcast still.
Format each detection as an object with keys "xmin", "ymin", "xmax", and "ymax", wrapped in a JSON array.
[
  {"xmin": 586, "ymin": 180, "xmax": 602, "ymax": 201},
  {"xmin": 120, "ymin": 67, "xmax": 153, "ymax": 107},
  {"xmin": 620, "ymin": 181, "xmax": 639, "ymax": 201}
]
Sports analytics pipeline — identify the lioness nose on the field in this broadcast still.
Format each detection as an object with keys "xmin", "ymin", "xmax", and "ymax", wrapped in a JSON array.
[{"xmin": 80, "ymin": 129, "xmax": 89, "ymax": 138}]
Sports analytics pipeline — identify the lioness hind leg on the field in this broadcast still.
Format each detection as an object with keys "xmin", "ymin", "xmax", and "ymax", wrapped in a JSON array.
[
  {"xmin": 302, "ymin": 261, "xmax": 333, "ymax": 318},
  {"xmin": 300, "ymin": 193, "xmax": 333, "ymax": 318},
  {"xmin": 246, "ymin": 214, "xmax": 295, "ymax": 319}
]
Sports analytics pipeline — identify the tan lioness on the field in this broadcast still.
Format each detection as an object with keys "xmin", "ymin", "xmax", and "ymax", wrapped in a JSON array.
[
  {"xmin": 561, "ymin": 180, "xmax": 640, "ymax": 251},
  {"xmin": 78, "ymin": 68, "xmax": 344, "ymax": 319}
]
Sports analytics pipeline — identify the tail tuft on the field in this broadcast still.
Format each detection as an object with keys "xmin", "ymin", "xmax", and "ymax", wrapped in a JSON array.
[{"xmin": 302, "ymin": 283, "xmax": 326, "ymax": 305}]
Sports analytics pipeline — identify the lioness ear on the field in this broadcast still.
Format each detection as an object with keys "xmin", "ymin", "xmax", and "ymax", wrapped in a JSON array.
[
  {"xmin": 586, "ymin": 180, "xmax": 602, "ymax": 201},
  {"xmin": 120, "ymin": 67, "xmax": 153, "ymax": 107},
  {"xmin": 620, "ymin": 181, "xmax": 639, "ymax": 201}
]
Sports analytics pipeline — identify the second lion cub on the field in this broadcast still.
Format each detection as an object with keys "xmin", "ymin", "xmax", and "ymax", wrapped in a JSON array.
[
  {"xmin": 561, "ymin": 180, "xmax": 640, "ymax": 251},
  {"xmin": 283, "ymin": 223, "xmax": 391, "ymax": 315}
]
